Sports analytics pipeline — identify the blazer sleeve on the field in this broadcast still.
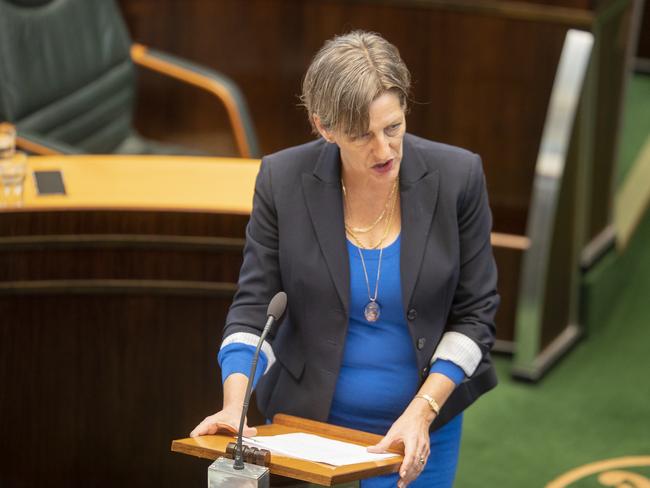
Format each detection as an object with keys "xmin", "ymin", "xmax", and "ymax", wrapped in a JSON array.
[
  {"xmin": 223, "ymin": 158, "xmax": 283, "ymax": 346},
  {"xmin": 441, "ymin": 155, "xmax": 499, "ymax": 370}
]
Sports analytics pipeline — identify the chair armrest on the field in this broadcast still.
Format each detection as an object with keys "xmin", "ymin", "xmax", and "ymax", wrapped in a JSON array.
[
  {"xmin": 130, "ymin": 43, "xmax": 260, "ymax": 158},
  {"xmin": 16, "ymin": 130, "xmax": 82, "ymax": 155}
]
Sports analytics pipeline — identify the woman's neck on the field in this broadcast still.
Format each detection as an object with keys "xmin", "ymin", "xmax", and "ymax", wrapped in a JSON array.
[
  {"xmin": 341, "ymin": 167, "xmax": 396, "ymax": 204},
  {"xmin": 342, "ymin": 172, "xmax": 401, "ymax": 249}
]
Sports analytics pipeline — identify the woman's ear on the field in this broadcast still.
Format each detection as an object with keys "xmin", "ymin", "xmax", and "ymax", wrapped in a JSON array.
[{"xmin": 313, "ymin": 115, "xmax": 335, "ymax": 144}]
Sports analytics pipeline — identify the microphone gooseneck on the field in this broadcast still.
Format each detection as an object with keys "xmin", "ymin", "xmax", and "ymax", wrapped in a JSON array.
[{"xmin": 234, "ymin": 291, "xmax": 287, "ymax": 470}]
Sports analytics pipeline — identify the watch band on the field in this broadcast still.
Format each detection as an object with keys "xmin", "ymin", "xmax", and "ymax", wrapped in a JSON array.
[{"xmin": 415, "ymin": 393, "xmax": 441, "ymax": 416}]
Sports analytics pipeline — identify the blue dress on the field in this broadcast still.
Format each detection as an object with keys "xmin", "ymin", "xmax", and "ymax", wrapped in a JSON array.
[
  {"xmin": 327, "ymin": 237, "xmax": 462, "ymax": 488},
  {"xmin": 220, "ymin": 236, "xmax": 463, "ymax": 487}
]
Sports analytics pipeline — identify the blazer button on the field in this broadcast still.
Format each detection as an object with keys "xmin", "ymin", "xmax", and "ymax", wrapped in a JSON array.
[
  {"xmin": 407, "ymin": 308, "xmax": 417, "ymax": 321},
  {"xmin": 417, "ymin": 337, "xmax": 426, "ymax": 350},
  {"xmin": 421, "ymin": 366, "xmax": 428, "ymax": 379}
]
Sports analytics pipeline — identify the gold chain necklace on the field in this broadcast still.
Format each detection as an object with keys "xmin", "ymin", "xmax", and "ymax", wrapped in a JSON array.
[
  {"xmin": 342, "ymin": 177, "xmax": 398, "ymax": 234},
  {"xmin": 345, "ymin": 179, "xmax": 399, "ymax": 250}
]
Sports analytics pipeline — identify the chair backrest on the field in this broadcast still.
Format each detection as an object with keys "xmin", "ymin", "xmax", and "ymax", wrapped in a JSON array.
[{"xmin": 0, "ymin": 0, "xmax": 136, "ymax": 153}]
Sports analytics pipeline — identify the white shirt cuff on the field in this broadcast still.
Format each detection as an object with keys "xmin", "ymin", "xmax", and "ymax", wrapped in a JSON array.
[{"xmin": 430, "ymin": 331, "xmax": 482, "ymax": 377}]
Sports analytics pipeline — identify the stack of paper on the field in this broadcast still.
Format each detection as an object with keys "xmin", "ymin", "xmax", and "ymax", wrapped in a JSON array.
[{"xmin": 244, "ymin": 433, "xmax": 399, "ymax": 467}]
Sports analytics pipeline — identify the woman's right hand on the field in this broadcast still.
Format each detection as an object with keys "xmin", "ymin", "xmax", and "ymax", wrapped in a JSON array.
[
  {"xmin": 189, "ymin": 373, "xmax": 257, "ymax": 438},
  {"xmin": 189, "ymin": 406, "xmax": 257, "ymax": 438}
]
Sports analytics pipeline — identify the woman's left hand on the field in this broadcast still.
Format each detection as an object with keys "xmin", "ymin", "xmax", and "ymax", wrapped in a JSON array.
[{"xmin": 367, "ymin": 399, "xmax": 436, "ymax": 488}]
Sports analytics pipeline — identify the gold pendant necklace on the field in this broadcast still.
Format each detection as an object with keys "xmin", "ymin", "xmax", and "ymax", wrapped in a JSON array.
[
  {"xmin": 358, "ymin": 245, "xmax": 383, "ymax": 323},
  {"xmin": 344, "ymin": 178, "xmax": 398, "ymax": 322}
]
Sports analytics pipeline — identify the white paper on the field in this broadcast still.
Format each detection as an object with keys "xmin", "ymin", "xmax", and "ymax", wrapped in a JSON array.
[{"xmin": 244, "ymin": 432, "xmax": 399, "ymax": 467}]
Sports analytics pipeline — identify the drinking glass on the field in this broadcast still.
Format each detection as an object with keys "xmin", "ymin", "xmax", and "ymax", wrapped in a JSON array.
[{"xmin": 0, "ymin": 123, "xmax": 28, "ymax": 207}]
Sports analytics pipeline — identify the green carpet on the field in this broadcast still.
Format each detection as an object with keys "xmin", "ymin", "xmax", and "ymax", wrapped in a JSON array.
[
  {"xmin": 456, "ymin": 210, "xmax": 650, "ymax": 487},
  {"xmin": 454, "ymin": 74, "xmax": 650, "ymax": 487}
]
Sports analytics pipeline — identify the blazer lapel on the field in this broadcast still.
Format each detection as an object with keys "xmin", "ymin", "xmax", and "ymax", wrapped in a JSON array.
[
  {"xmin": 302, "ymin": 142, "xmax": 350, "ymax": 315},
  {"xmin": 400, "ymin": 136, "xmax": 440, "ymax": 309}
]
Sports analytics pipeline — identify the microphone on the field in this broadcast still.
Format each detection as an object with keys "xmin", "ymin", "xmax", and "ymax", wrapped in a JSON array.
[{"xmin": 233, "ymin": 291, "xmax": 287, "ymax": 470}]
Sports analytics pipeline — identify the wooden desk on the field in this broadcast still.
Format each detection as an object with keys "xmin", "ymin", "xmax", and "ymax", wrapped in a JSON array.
[
  {"xmin": 0, "ymin": 155, "xmax": 263, "ymax": 488},
  {"xmin": 19, "ymin": 155, "xmax": 260, "ymax": 212},
  {"xmin": 172, "ymin": 414, "xmax": 403, "ymax": 486}
]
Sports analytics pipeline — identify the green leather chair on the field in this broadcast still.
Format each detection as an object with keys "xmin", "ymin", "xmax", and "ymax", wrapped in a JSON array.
[{"xmin": 0, "ymin": 0, "xmax": 260, "ymax": 158}]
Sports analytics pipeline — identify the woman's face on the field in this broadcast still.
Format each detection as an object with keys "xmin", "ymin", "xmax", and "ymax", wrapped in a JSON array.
[{"xmin": 318, "ymin": 91, "xmax": 406, "ymax": 183}]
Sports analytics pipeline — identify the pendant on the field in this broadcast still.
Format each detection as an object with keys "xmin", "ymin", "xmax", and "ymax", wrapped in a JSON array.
[{"xmin": 364, "ymin": 301, "xmax": 381, "ymax": 323}]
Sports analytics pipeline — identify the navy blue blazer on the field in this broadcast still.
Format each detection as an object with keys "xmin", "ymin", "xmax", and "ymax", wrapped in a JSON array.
[{"xmin": 225, "ymin": 133, "xmax": 499, "ymax": 430}]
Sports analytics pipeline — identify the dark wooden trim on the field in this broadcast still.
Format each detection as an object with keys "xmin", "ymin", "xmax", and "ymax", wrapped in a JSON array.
[
  {"xmin": 351, "ymin": 0, "xmax": 594, "ymax": 26},
  {"xmin": 0, "ymin": 234, "xmax": 245, "ymax": 252},
  {"xmin": 0, "ymin": 279, "xmax": 237, "ymax": 296},
  {"xmin": 0, "ymin": 231, "xmax": 526, "ymax": 252}
]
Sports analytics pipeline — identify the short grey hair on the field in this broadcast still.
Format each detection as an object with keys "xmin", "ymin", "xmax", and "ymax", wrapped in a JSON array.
[{"xmin": 300, "ymin": 30, "xmax": 411, "ymax": 138}]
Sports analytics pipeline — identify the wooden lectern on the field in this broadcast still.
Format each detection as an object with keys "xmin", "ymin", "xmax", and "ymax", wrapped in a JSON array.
[{"xmin": 172, "ymin": 414, "xmax": 404, "ymax": 486}]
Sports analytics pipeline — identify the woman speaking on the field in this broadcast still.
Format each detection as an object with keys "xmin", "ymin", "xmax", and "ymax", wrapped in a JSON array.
[{"xmin": 191, "ymin": 31, "xmax": 499, "ymax": 488}]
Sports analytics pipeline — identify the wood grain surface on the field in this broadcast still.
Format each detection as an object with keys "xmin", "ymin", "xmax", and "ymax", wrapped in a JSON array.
[
  {"xmin": 16, "ymin": 155, "xmax": 259, "ymax": 213},
  {"xmin": 119, "ymin": 0, "xmax": 592, "ymax": 237},
  {"xmin": 171, "ymin": 414, "xmax": 404, "ymax": 486}
]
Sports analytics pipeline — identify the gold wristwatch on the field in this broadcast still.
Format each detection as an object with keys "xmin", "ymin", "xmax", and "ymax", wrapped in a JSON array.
[{"xmin": 415, "ymin": 393, "xmax": 440, "ymax": 416}]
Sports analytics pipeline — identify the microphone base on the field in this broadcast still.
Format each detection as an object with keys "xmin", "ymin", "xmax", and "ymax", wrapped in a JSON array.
[{"xmin": 208, "ymin": 457, "xmax": 270, "ymax": 488}]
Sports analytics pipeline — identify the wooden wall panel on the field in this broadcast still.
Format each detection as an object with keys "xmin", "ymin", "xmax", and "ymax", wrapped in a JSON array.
[
  {"xmin": 119, "ymin": 0, "xmax": 590, "ymax": 235},
  {"xmin": 0, "ymin": 294, "xmax": 266, "ymax": 487},
  {"xmin": 0, "ymin": 210, "xmax": 261, "ymax": 488}
]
